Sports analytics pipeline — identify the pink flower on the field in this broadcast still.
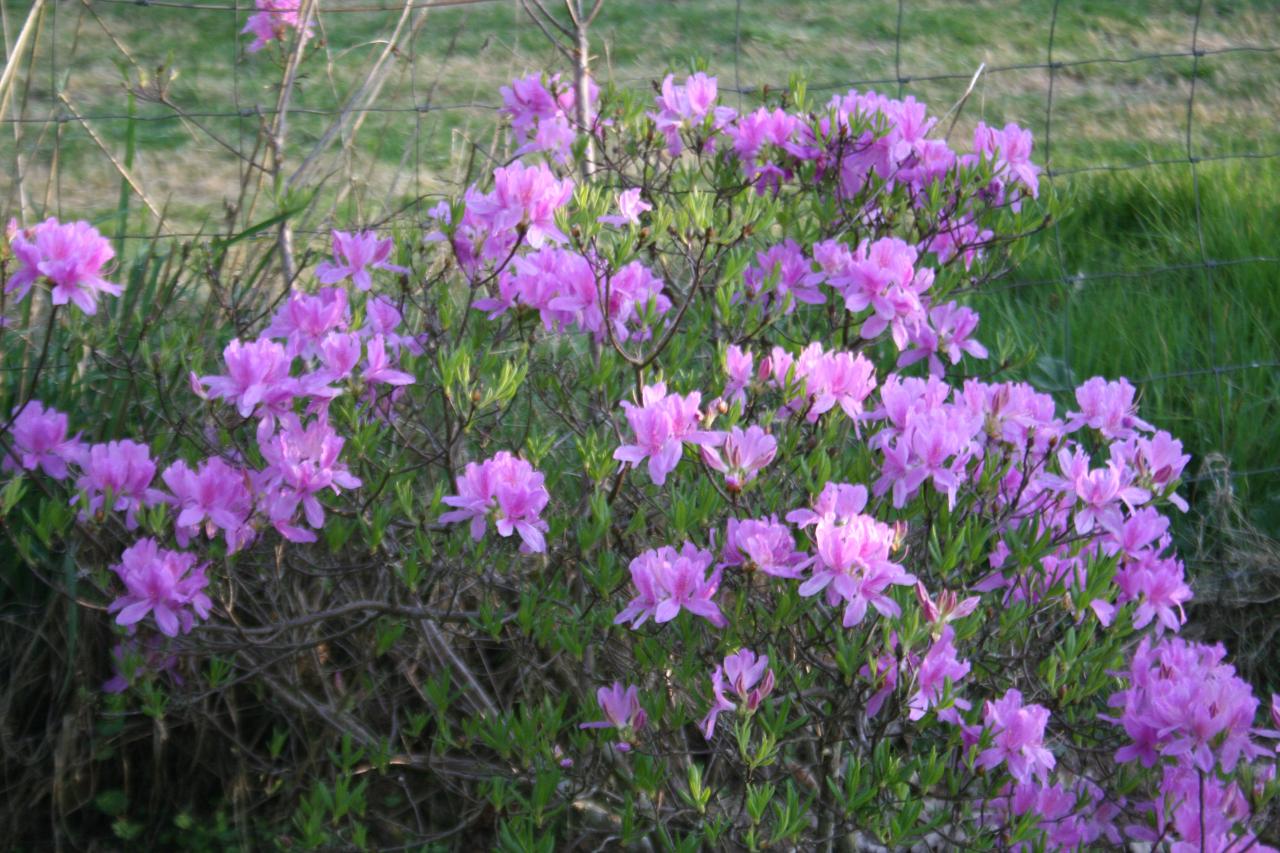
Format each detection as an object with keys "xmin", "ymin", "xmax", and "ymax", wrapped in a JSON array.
[
  {"xmin": 700, "ymin": 425, "xmax": 776, "ymax": 491},
  {"xmin": 614, "ymin": 542, "xmax": 725, "ymax": 628},
  {"xmin": 602, "ymin": 260, "xmax": 671, "ymax": 343},
  {"xmin": 721, "ymin": 344, "xmax": 754, "ymax": 410},
  {"xmin": 162, "ymin": 457, "xmax": 254, "ymax": 552},
  {"xmin": 439, "ymin": 451, "xmax": 550, "ymax": 553},
  {"xmin": 785, "ymin": 481, "xmax": 869, "ymax": 529},
  {"xmin": 742, "ymin": 240, "xmax": 825, "ymax": 314},
  {"xmin": 701, "ymin": 649, "xmax": 775, "ymax": 738},
  {"xmin": 74, "ymin": 439, "xmax": 164, "ymax": 529},
  {"xmin": 1107, "ymin": 637, "xmax": 1267, "ymax": 774},
  {"xmin": 361, "ymin": 335, "xmax": 415, "ymax": 387},
  {"xmin": 107, "ymin": 538, "xmax": 212, "ymax": 637},
  {"xmin": 6, "ymin": 218, "xmax": 122, "ymax": 315},
  {"xmin": 1114, "ymin": 554, "xmax": 1192, "ymax": 634},
  {"xmin": 970, "ymin": 122, "xmax": 1040, "ymax": 209},
  {"xmin": 263, "ymin": 287, "xmax": 350, "ymax": 359},
  {"xmin": 258, "ymin": 415, "xmax": 362, "ymax": 534},
  {"xmin": 613, "ymin": 383, "xmax": 718, "ymax": 486},
  {"xmin": 580, "ymin": 682, "xmax": 647, "ymax": 752},
  {"xmin": 650, "ymin": 72, "xmax": 726, "ymax": 155},
  {"xmin": 719, "ymin": 516, "xmax": 805, "ymax": 578},
  {"xmin": 598, "ymin": 188, "xmax": 652, "ymax": 227},
  {"xmin": 242, "ymin": 0, "xmax": 311, "ymax": 53},
  {"xmin": 201, "ymin": 338, "xmax": 300, "ymax": 421},
  {"xmin": 798, "ymin": 516, "xmax": 915, "ymax": 628},
  {"xmin": 1066, "ymin": 377, "xmax": 1153, "ymax": 439},
  {"xmin": 899, "ymin": 301, "xmax": 988, "ymax": 376},
  {"xmin": 467, "ymin": 161, "xmax": 574, "ymax": 251},
  {"xmin": 977, "ymin": 688, "xmax": 1055, "ymax": 784},
  {"xmin": 907, "ymin": 625, "xmax": 971, "ymax": 720},
  {"xmin": 362, "ymin": 296, "xmax": 424, "ymax": 356},
  {"xmin": 315, "ymin": 230, "xmax": 409, "ymax": 292},
  {"xmin": 2, "ymin": 400, "xmax": 84, "ymax": 480}
]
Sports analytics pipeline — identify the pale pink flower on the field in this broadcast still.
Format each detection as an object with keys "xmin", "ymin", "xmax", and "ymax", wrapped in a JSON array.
[
  {"xmin": 580, "ymin": 682, "xmax": 647, "ymax": 752},
  {"xmin": 700, "ymin": 425, "xmax": 776, "ymax": 491},
  {"xmin": 598, "ymin": 188, "xmax": 653, "ymax": 227}
]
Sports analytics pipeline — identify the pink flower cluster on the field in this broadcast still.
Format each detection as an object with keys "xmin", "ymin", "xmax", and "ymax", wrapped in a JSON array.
[
  {"xmin": 6, "ymin": 218, "xmax": 122, "ymax": 315},
  {"xmin": 649, "ymin": 72, "xmax": 734, "ymax": 157},
  {"xmin": 791, "ymin": 484, "xmax": 915, "ymax": 628},
  {"xmin": 474, "ymin": 248, "xmax": 670, "ymax": 343},
  {"xmin": 439, "ymin": 451, "xmax": 550, "ymax": 553},
  {"xmin": 614, "ymin": 542, "xmax": 725, "ymax": 628},
  {"xmin": 1107, "ymin": 637, "xmax": 1274, "ymax": 850},
  {"xmin": 699, "ymin": 425, "xmax": 776, "ymax": 492},
  {"xmin": 764, "ymin": 342, "xmax": 878, "ymax": 425},
  {"xmin": 613, "ymin": 383, "xmax": 718, "ymax": 486},
  {"xmin": 501, "ymin": 72, "xmax": 598, "ymax": 163},
  {"xmin": 107, "ymin": 538, "xmax": 212, "ymax": 637}
]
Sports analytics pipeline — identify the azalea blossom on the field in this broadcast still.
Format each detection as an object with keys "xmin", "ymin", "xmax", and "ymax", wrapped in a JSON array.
[
  {"xmin": 107, "ymin": 538, "xmax": 212, "ymax": 637},
  {"xmin": 6, "ymin": 218, "xmax": 122, "ymax": 315},
  {"xmin": 580, "ymin": 682, "xmax": 647, "ymax": 752},
  {"xmin": 614, "ymin": 542, "xmax": 725, "ymax": 628},
  {"xmin": 439, "ymin": 451, "xmax": 550, "ymax": 553},
  {"xmin": 315, "ymin": 230, "xmax": 409, "ymax": 292}
]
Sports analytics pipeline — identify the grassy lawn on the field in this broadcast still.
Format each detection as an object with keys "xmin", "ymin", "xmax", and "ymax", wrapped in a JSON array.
[{"xmin": 3, "ymin": 0, "xmax": 1278, "ymax": 540}]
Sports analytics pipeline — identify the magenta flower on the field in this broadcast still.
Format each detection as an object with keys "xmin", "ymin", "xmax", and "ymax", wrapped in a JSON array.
[
  {"xmin": 700, "ymin": 649, "xmax": 775, "ymax": 738},
  {"xmin": 700, "ymin": 425, "xmax": 776, "ymax": 491},
  {"xmin": 107, "ymin": 538, "xmax": 212, "ymax": 637},
  {"xmin": 6, "ymin": 218, "xmax": 122, "ymax": 315},
  {"xmin": 75, "ymin": 439, "xmax": 164, "ymax": 529},
  {"xmin": 720, "ymin": 516, "xmax": 805, "ymax": 579},
  {"xmin": 650, "ymin": 72, "xmax": 726, "ymax": 155},
  {"xmin": 1114, "ymin": 554, "xmax": 1192, "ymax": 634},
  {"xmin": 977, "ymin": 689, "xmax": 1055, "ymax": 784},
  {"xmin": 614, "ymin": 542, "xmax": 725, "ymax": 629},
  {"xmin": 2, "ymin": 400, "xmax": 84, "ymax": 480},
  {"xmin": 361, "ymin": 335, "xmax": 415, "ymax": 387},
  {"xmin": 742, "ymin": 240, "xmax": 825, "ymax": 313},
  {"xmin": 258, "ymin": 415, "xmax": 362, "ymax": 533},
  {"xmin": 613, "ymin": 383, "xmax": 718, "ymax": 486},
  {"xmin": 438, "ymin": 451, "xmax": 550, "ymax": 553},
  {"xmin": 907, "ymin": 625, "xmax": 971, "ymax": 721},
  {"xmin": 468, "ymin": 161, "xmax": 574, "ymax": 250},
  {"xmin": 162, "ymin": 457, "xmax": 254, "ymax": 552},
  {"xmin": 315, "ymin": 332, "xmax": 363, "ymax": 382},
  {"xmin": 799, "ymin": 516, "xmax": 916, "ymax": 627},
  {"xmin": 580, "ymin": 682, "xmax": 647, "ymax": 752},
  {"xmin": 201, "ymin": 338, "xmax": 300, "ymax": 421},
  {"xmin": 315, "ymin": 230, "xmax": 409, "ymax": 292},
  {"xmin": 242, "ymin": 0, "xmax": 312, "ymax": 53},
  {"xmin": 362, "ymin": 296, "xmax": 424, "ymax": 356},
  {"xmin": 899, "ymin": 301, "xmax": 988, "ymax": 376},
  {"xmin": 598, "ymin": 188, "xmax": 653, "ymax": 227},
  {"xmin": 263, "ymin": 287, "xmax": 350, "ymax": 359}
]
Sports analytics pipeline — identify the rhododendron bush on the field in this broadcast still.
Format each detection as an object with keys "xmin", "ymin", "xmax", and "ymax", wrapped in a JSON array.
[{"xmin": 3, "ymin": 67, "xmax": 1279, "ymax": 849}]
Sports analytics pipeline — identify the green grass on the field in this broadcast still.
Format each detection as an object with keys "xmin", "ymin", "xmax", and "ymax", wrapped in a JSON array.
[{"xmin": 979, "ymin": 161, "xmax": 1280, "ymax": 536}]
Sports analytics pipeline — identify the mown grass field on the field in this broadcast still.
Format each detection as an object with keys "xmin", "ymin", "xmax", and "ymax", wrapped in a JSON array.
[{"xmin": 3, "ymin": 0, "xmax": 1278, "ymax": 539}]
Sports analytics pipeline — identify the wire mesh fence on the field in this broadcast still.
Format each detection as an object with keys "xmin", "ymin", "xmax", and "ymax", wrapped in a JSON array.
[{"xmin": 2, "ymin": 0, "xmax": 1278, "ymax": 537}]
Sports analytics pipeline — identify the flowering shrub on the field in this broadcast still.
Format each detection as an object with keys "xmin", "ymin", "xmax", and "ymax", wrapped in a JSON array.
[{"xmin": 3, "ymin": 64, "xmax": 1278, "ymax": 849}]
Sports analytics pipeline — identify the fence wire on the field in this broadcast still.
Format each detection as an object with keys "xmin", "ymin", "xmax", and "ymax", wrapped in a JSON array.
[{"xmin": 1, "ymin": 0, "xmax": 1277, "ymax": 520}]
